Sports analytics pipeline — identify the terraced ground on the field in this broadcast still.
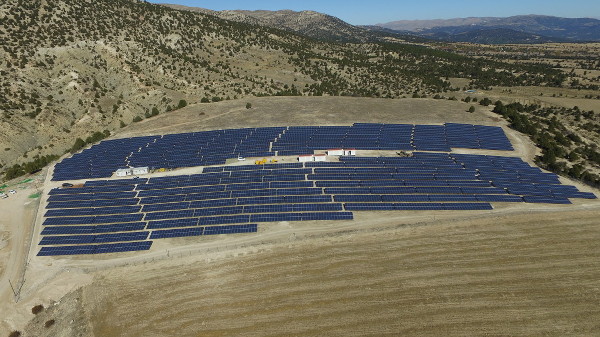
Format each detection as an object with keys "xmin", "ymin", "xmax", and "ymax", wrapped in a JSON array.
[{"xmin": 67, "ymin": 208, "xmax": 600, "ymax": 337}]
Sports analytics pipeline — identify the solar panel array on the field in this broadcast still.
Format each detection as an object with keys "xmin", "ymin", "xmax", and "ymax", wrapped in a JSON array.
[
  {"xmin": 273, "ymin": 123, "xmax": 513, "ymax": 155},
  {"xmin": 38, "ymin": 151, "xmax": 596, "ymax": 257},
  {"xmin": 52, "ymin": 123, "xmax": 513, "ymax": 181},
  {"xmin": 53, "ymin": 128, "xmax": 284, "ymax": 181}
]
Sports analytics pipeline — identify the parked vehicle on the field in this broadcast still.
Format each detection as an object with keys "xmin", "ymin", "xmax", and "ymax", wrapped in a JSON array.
[{"xmin": 8, "ymin": 190, "xmax": 16, "ymax": 194}]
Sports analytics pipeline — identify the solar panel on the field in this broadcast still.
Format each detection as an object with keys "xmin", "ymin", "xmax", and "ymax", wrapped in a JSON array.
[{"xmin": 37, "ymin": 241, "xmax": 153, "ymax": 256}]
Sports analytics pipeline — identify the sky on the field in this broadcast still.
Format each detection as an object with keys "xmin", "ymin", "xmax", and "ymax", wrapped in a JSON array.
[{"xmin": 149, "ymin": 0, "xmax": 600, "ymax": 25}]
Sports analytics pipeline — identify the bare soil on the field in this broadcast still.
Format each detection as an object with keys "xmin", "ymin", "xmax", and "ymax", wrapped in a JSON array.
[
  {"xmin": 42, "ymin": 208, "xmax": 600, "ymax": 337},
  {"xmin": 1, "ymin": 97, "xmax": 599, "ymax": 336}
]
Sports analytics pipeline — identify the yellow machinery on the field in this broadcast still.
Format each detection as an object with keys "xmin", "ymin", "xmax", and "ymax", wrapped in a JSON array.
[{"xmin": 255, "ymin": 158, "xmax": 278, "ymax": 165}]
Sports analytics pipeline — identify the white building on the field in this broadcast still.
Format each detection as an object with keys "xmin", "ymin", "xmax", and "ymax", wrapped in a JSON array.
[
  {"xmin": 327, "ymin": 149, "xmax": 344, "ymax": 156},
  {"xmin": 313, "ymin": 154, "xmax": 327, "ymax": 162},
  {"xmin": 344, "ymin": 149, "xmax": 357, "ymax": 156},
  {"xmin": 132, "ymin": 167, "xmax": 149, "ymax": 175},
  {"xmin": 115, "ymin": 168, "xmax": 133, "ymax": 177},
  {"xmin": 298, "ymin": 154, "xmax": 314, "ymax": 162}
]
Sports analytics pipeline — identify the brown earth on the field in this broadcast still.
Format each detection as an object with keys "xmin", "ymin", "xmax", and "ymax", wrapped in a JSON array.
[
  {"xmin": 22, "ymin": 207, "xmax": 600, "ymax": 337},
  {"xmin": 1, "ymin": 97, "xmax": 599, "ymax": 336}
]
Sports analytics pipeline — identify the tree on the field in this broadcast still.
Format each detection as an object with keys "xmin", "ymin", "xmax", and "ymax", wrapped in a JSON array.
[
  {"xmin": 177, "ymin": 99, "xmax": 187, "ymax": 109},
  {"xmin": 246, "ymin": 102, "xmax": 252, "ymax": 109},
  {"xmin": 70, "ymin": 138, "xmax": 86, "ymax": 153},
  {"xmin": 479, "ymin": 97, "xmax": 492, "ymax": 106},
  {"xmin": 132, "ymin": 116, "xmax": 143, "ymax": 123},
  {"xmin": 200, "ymin": 97, "xmax": 209, "ymax": 103},
  {"xmin": 468, "ymin": 106, "xmax": 475, "ymax": 113}
]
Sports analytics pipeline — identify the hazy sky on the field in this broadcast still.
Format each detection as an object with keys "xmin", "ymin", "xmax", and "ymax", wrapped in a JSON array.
[{"xmin": 149, "ymin": 0, "xmax": 600, "ymax": 25}]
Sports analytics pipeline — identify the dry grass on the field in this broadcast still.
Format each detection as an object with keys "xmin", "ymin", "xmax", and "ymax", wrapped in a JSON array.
[{"xmin": 79, "ymin": 209, "xmax": 600, "ymax": 337}]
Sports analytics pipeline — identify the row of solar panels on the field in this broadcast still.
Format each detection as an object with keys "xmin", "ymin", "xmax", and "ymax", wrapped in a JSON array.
[
  {"xmin": 344, "ymin": 202, "xmax": 494, "ymax": 211},
  {"xmin": 150, "ymin": 224, "xmax": 258, "ymax": 239},
  {"xmin": 52, "ymin": 123, "xmax": 514, "ymax": 181}
]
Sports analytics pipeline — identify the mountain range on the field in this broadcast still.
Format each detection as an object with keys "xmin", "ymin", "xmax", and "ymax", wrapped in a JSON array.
[
  {"xmin": 162, "ymin": 4, "xmax": 421, "ymax": 43},
  {"xmin": 165, "ymin": 6, "xmax": 600, "ymax": 44},
  {"xmin": 376, "ymin": 15, "xmax": 600, "ymax": 43}
]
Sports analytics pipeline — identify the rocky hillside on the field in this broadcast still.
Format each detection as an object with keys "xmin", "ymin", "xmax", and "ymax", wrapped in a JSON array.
[
  {"xmin": 162, "ymin": 4, "xmax": 418, "ymax": 43},
  {"xmin": 0, "ymin": 0, "xmax": 565, "ymax": 179}
]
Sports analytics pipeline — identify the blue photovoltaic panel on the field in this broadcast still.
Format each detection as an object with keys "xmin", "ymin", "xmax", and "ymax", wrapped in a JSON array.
[
  {"xmin": 203, "ymin": 224, "xmax": 258, "ymax": 235},
  {"xmin": 37, "ymin": 241, "xmax": 153, "ymax": 256},
  {"xmin": 150, "ymin": 227, "xmax": 204, "ymax": 239},
  {"xmin": 40, "ymin": 138, "xmax": 595, "ymax": 257}
]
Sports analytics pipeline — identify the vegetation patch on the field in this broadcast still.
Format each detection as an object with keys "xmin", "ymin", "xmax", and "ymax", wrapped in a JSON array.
[
  {"xmin": 31, "ymin": 304, "xmax": 44, "ymax": 315},
  {"xmin": 492, "ymin": 100, "xmax": 600, "ymax": 187}
]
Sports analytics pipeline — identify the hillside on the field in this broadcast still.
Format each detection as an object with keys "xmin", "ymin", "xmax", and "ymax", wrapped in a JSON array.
[
  {"xmin": 377, "ymin": 15, "xmax": 600, "ymax": 42},
  {"xmin": 0, "ymin": 0, "xmax": 566, "ymax": 180},
  {"xmin": 162, "ymin": 4, "xmax": 418, "ymax": 43},
  {"xmin": 426, "ymin": 27, "xmax": 563, "ymax": 44}
]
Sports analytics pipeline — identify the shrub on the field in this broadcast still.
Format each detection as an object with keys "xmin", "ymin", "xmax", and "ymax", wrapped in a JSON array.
[
  {"xmin": 132, "ymin": 116, "xmax": 143, "ymax": 123},
  {"xmin": 44, "ymin": 319, "xmax": 56, "ymax": 328},
  {"xmin": 177, "ymin": 99, "xmax": 187, "ymax": 108},
  {"xmin": 468, "ymin": 106, "xmax": 475, "ymax": 113},
  {"xmin": 246, "ymin": 102, "xmax": 252, "ymax": 109},
  {"xmin": 32, "ymin": 304, "xmax": 44, "ymax": 314},
  {"xmin": 8, "ymin": 331, "xmax": 21, "ymax": 337},
  {"xmin": 479, "ymin": 97, "xmax": 493, "ymax": 106}
]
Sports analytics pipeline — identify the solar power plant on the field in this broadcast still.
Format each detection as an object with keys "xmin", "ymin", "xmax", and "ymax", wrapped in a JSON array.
[
  {"xmin": 52, "ymin": 123, "xmax": 513, "ymax": 181},
  {"xmin": 38, "ymin": 150, "xmax": 596, "ymax": 257}
]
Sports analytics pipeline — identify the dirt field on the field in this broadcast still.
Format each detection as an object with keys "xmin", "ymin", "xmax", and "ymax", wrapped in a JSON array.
[
  {"xmin": 1, "ymin": 97, "xmax": 599, "ymax": 336},
  {"xmin": 21, "ymin": 207, "xmax": 600, "ymax": 337},
  {"xmin": 116, "ymin": 96, "xmax": 497, "ymax": 138}
]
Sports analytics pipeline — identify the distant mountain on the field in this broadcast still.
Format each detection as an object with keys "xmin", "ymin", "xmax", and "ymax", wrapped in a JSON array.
[
  {"xmin": 376, "ymin": 15, "xmax": 600, "ymax": 43},
  {"xmin": 420, "ymin": 27, "xmax": 565, "ymax": 44},
  {"xmin": 162, "ymin": 4, "xmax": 422, "ymax": 43}
]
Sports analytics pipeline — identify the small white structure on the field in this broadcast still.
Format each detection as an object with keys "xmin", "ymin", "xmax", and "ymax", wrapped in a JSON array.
[
  {"xmin": 132, "ymin": 166, "xmax": 149, "ymax": 175},
  {"xmin": 115, "ymin": 168, "xmax": 133, "ymax": 177},
  {"xmin": 314, "ymin": 154, "xmax": 327, "ymax": 162},
  {"xmin": 298, "ymin": 154, "xmax": 314, "ymax": 163},
  {"xmin": 344, "ymin": 149, "xmax": 357, "ymax": 156},
  {"xmin": 327, "ymin": 148, "xmax": 344, "ymax": 156}
]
